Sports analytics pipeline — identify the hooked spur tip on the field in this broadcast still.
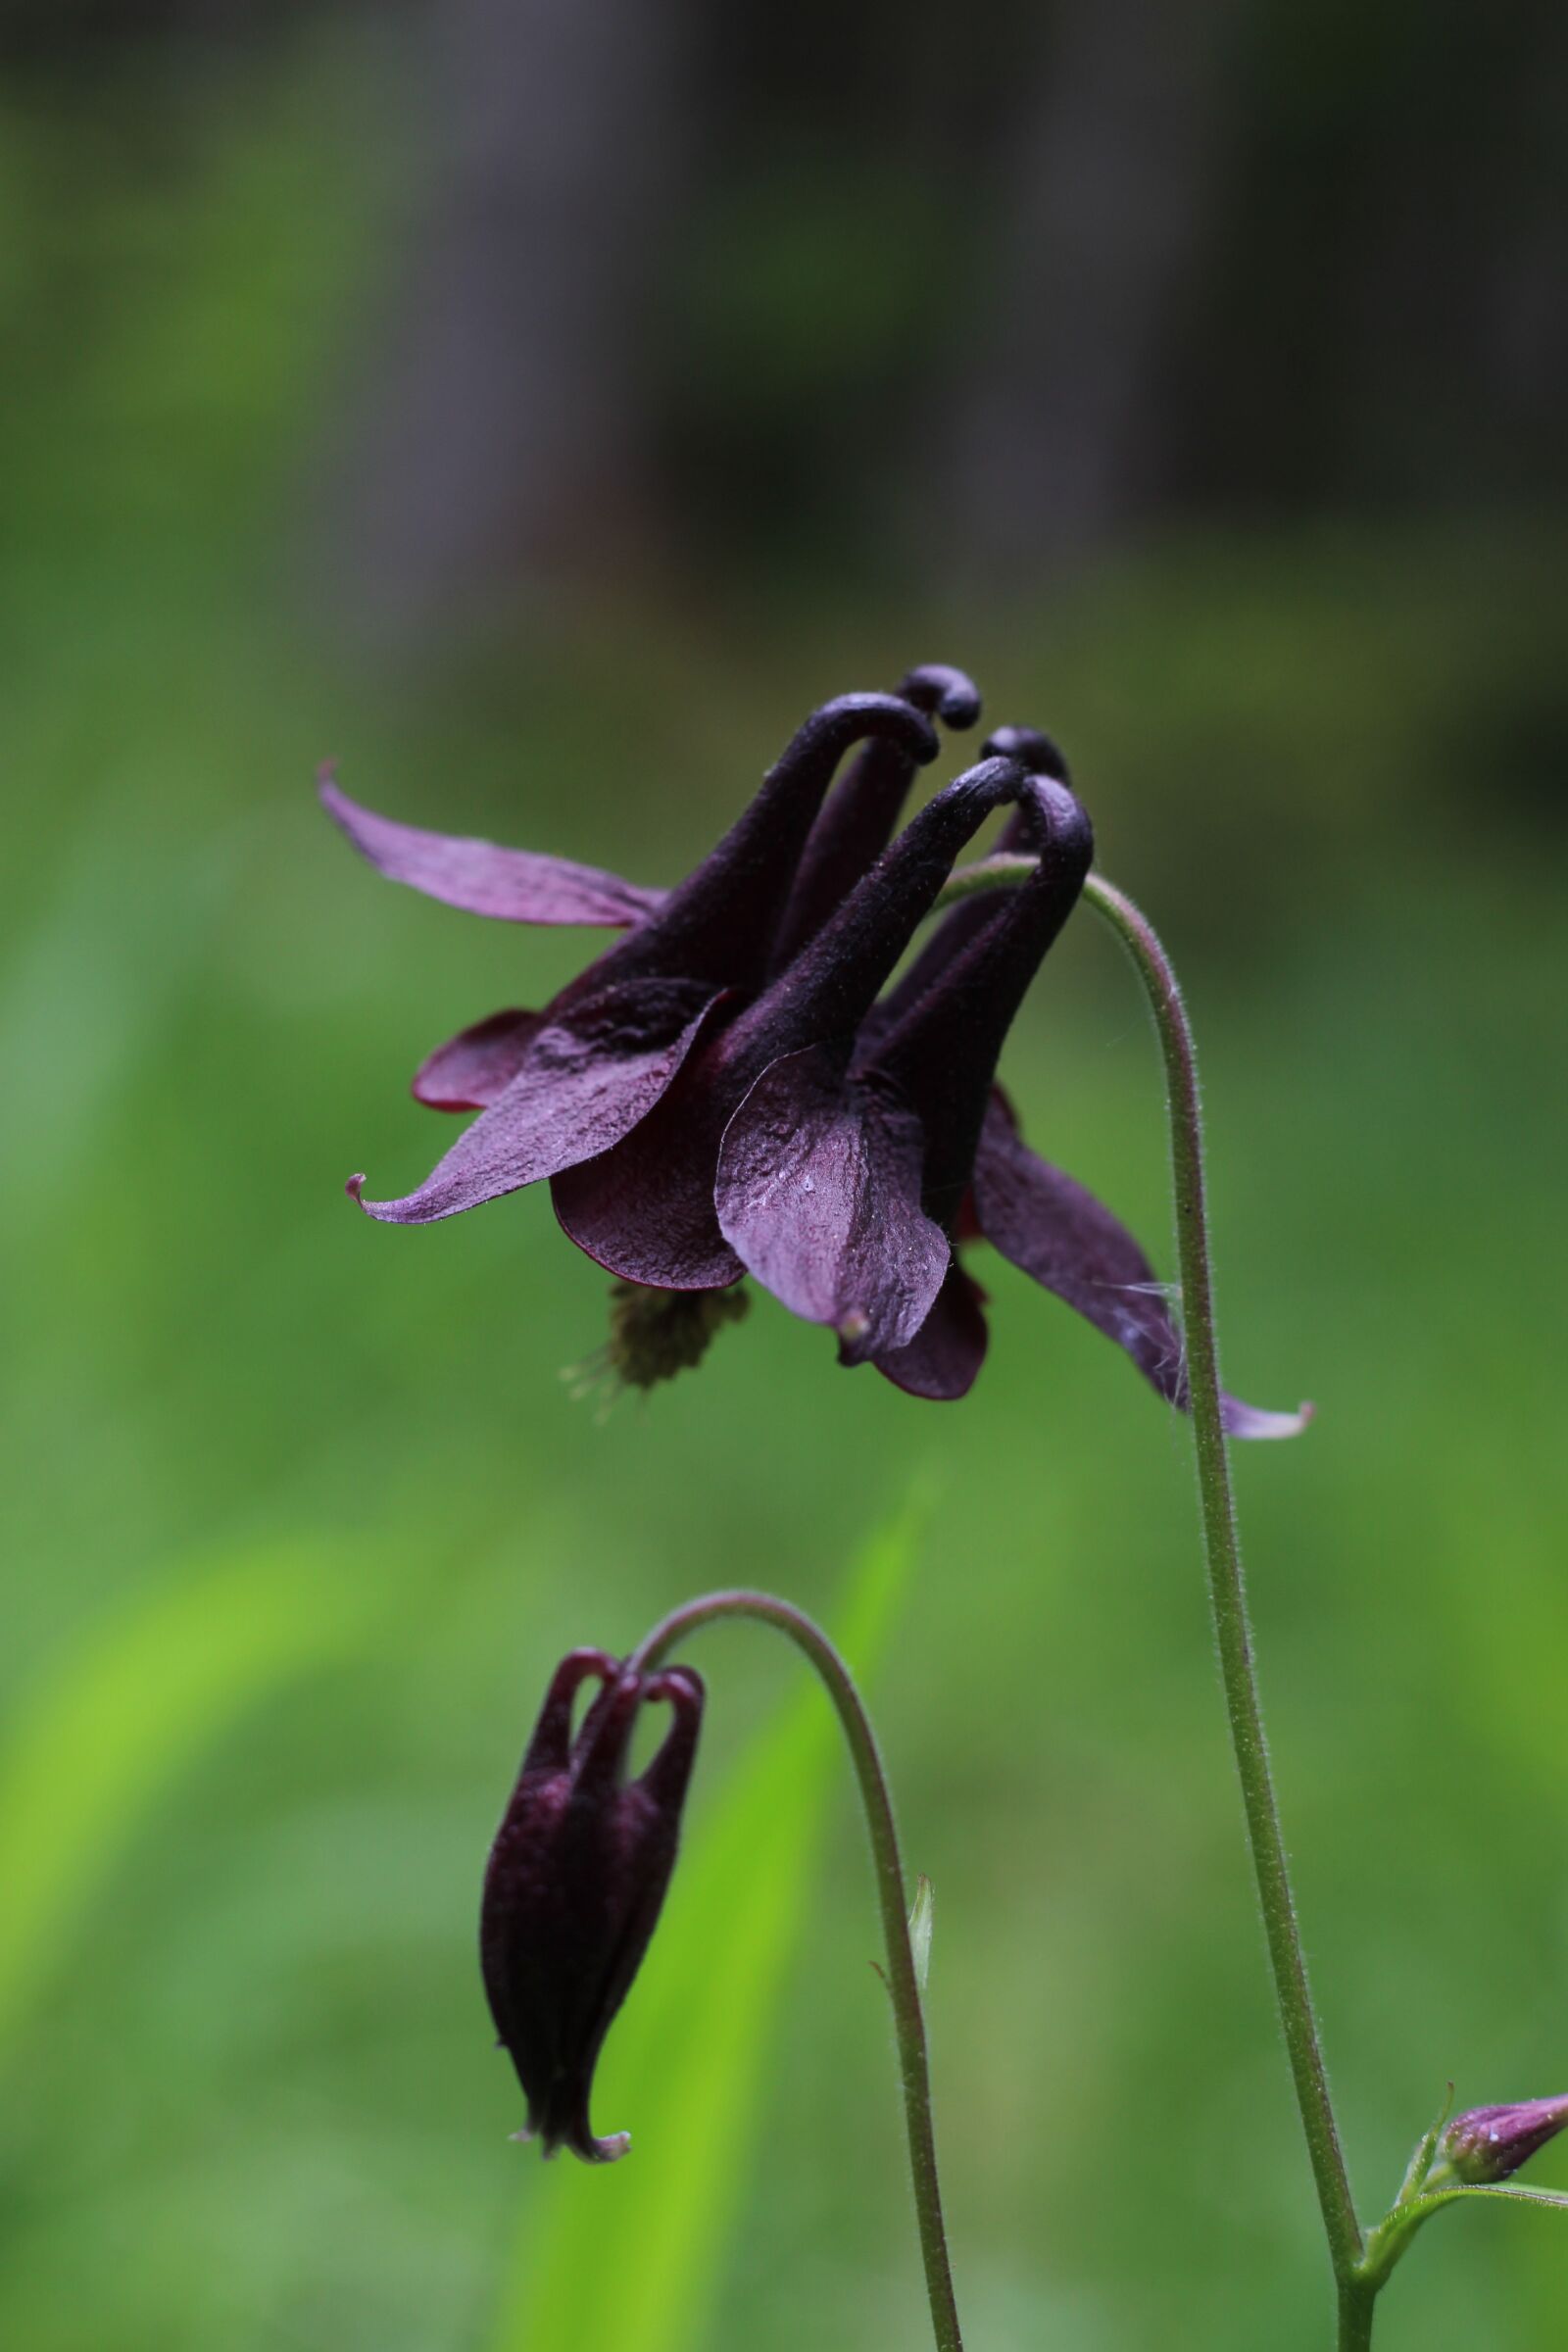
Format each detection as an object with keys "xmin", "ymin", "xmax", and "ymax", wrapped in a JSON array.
[
  {"xmin": 901, "ymin": 664, "xmax": 983, "ymax": 731},
  {"xmin": 983, "ymin": 724, "xmax": 1070, "ymax": 781},
  {"xmin": 345, "ymin": 1172, "xmax": 370, "ymax": 1211}
]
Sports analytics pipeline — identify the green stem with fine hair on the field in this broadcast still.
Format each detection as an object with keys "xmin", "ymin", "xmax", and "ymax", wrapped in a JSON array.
[
  {"xmin": 1081, "ymin": 872, "xmax": 1363, "ymax": 2289},
  {"xmin": 933, "ymin": 855, "xmax": 1369, "ymax": 2341},
  {"xmin": 627, "ymin": 1591, "xmax": 964, "ymax": 2352},
  {"xmin": 1338, "ymin": 2280, "xmax": 1378, "ymax": 2351}
]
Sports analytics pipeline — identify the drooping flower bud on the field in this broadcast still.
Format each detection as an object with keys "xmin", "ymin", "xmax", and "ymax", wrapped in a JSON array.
[
  {"xmin": 480, "ymin": 1648, "xmax": 705, "ymax": 2162},
  {"xmin": 1437, "ymin": 2095, "xmax": 1568, "ymax": 2184}
]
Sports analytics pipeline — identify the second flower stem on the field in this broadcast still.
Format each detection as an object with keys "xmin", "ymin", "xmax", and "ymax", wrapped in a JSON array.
[
  {"xmin": 1082, "ymin": 876, "xmax": 1366, "ymax": 2297},
  {"xmin": 629, "ymin": 1590, "xmax": 963, "ymax": 2352}
]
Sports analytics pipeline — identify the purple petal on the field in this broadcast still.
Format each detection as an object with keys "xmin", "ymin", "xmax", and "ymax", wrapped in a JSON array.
[
  {"xmin": 714, "ymin": 1045, "xmax": 949, "ymax": 1354},
  {"xmin": 550, "ymin": 757, "xmax": 1024, "ymax": 1296},
  {"xmin": 864, "ymin": 776, "xmax": 1094, "ymax": 1229},
  {"xmin": 549, "ymin": 1051, "xmax": 745, "ymax": 1291},
  {"xmin": 320, "ymin": 771, "xmax": 663, "ymax": 927},
  {"xmin": 413, "ymin": 1008, "xmax": 547, "ymax": 1109},
  {"xmin": 350, "ymin": 978, "xmax": 725, "ymax": 1224},
  {"xmin": 871, "ymin": 1265, "xmax": 990, "ymax": 1400},
  {"xmin": 970, "ymin": 1098, "xmax": 1309, "ymax": 1439}
]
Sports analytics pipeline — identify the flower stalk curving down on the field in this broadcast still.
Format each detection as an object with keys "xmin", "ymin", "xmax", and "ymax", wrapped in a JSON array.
[{"xmin": 627, "ymin": 1592, "xmax": 965, "ymax": 2352}]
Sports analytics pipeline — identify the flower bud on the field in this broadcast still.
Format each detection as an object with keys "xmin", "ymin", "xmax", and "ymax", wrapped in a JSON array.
[
  {"xmin": 480, "ymin": 1648, "xmax": 705, "ymax": 2162},
  {"xmin": 1440, "ymin": 2095, "xmax": 1568, "ymax": 2184}
]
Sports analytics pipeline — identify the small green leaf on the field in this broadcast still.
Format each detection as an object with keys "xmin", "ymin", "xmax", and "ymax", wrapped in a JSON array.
[
  {"xmin": 1407, "ymin": 2182, "xmax": 1568, "ymax": 2220},
  {"xmin": 1394, "ymin": 2083, "xmax": 1455, "ymax": 2207}
]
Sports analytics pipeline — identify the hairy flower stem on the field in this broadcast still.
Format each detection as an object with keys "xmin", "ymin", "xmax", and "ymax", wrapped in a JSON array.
[
  {"xmin": 629, "ymin": 1591, "xmax": 964, "ymax": 2352},
  {"xmin": 1085, "ymin": 873, "xmax": 1367, "ymax": 2322},
  {"xmin": 1339, "ymin": 2280, "xmax": 1378, "ymax": 2351},
  {"xmin": 935, "ymin": 855, "xmax": 1370, "ymax": 2337}
]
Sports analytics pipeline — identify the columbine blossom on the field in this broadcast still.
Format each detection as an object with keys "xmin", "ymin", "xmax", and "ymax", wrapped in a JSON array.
[
  {"xmin": 326, "ymin": 689, "xmax": 947, "ymax": 1216},
  {"xmin": 326, "ymin": 680, "xmax": 1302, "ymax": 1427},
  {"xmin": 551, "ymin": 751, "xmax": 1035, "ymax": 1353},
  {"xmin": 480, "ymin": 1648, "xmax": 704, "ymax": 2162}
]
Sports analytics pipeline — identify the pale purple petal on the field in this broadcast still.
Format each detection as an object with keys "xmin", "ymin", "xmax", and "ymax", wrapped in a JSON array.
[
  {"xmin": 413, "ymin": 1008, "xmax": 547, "ymax": 1109},
  {"xmin": 320, "ymin": 771, "xmax": 663, "ymax": 927},
  {"xmin": 971, "ymin": 1098, "xmax": 1309, "ymax": 1439},
  {"xmin": 714, "ymin": 1045, "xmax": 949, "ymax": 1355},
  {"xmin": 871, "ymin": 1265, "xmax": 990, "ymax": 1400},
  {"xmin": 350, "ymin": 979, "xmax": 724, "ymax": 1224}
]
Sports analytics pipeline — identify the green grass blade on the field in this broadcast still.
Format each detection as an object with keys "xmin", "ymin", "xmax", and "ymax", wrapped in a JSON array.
[
  {"xmin": 0, "ymin": 1538, "xmax": 368, "ymax": 2053},
  {"xmin": 487, "ymin": 1500, "xmax": 925, "ymax": 2352}
]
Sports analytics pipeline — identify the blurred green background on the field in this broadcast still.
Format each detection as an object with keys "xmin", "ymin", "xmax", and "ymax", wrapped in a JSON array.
[{"xmin": 3, "ymin": 11, "xmax": 1567, "ymax": 2351}]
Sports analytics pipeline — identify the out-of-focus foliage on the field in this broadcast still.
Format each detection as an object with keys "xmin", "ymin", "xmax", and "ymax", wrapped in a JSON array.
[{"xmin": 2, "ymin": 21, "xmax": 1566, "ymax": 2352}]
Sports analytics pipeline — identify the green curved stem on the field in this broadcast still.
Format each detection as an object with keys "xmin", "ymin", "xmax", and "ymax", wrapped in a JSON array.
[
  {"xmin": 628, "ymin": 1592, "xmax": 964, "ymax": 2352},
  {"xmin": 931, "ymin": 849, "xmax": 1369, "ymax": 2328},
  {"xmin": 1080, "ymin": 875, "xmax": 1366, "ymax": 2297}
]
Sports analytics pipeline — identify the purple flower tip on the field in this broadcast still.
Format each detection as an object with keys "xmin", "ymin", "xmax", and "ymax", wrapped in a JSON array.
[{"xmin": 1442, "ymin": 2095, "xmax": 1568, "ymax": 2183}]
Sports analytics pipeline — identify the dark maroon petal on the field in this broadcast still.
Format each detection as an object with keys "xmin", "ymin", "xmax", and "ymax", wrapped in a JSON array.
[
  {"xmin": 970, "ymin": 1096, "xmax": 1309, "ymax": 1439},
  {"xmin": 713, "ymin": 1045, "xmax": 949, "ymax": 1353},
  {"xmin": 867, "ymin": 775, "xmax": 1095, "ymax": 1228},
  {"xmin": 553, "ymin": 753, "xmax": 1031, "ymax": 1292},
  {"xmin": 551, "ymin": 1670, "xmax": 703, "ymax": 2162},
  {"xmin": 350, "ymin": 978, "xmax": 727, "ymax": 1224},
  {"xmin": 413, "ymin": 1008, "xmax": 547, "ymax": 1109},
  {"xmin": 769, "ymin": 665, "xmax": 982, "ymax": 969},
  {"xmin": 870, "ymin": 1264, "xmax": 990, "ymax": 1400},
  {"xmin": 550, "ymin": 1068, "xmax": 746, "ymax": 1291},
  {"xmin": 517, "ymin": 1648, "xmax": 617, "ymax": 1776},
  {"xmin": 636, "ymin": 1668, "xmax": 706, "ymax": 1804},
  {"xmin": 319, "ymin": 770, "xmax": 662, "ymax": 927}
]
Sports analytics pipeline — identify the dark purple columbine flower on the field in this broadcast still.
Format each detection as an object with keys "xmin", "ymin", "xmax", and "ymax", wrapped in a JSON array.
[
  {"xmin": 480, "ymin": 1647, "xmax": 704, "ymax": 2163},
  {"xmin": 327, "ymin": 688, "xmax": 957, "ymax": 1219},
  {"xmin": 1440, "ymin": 2095, "xmax": 1568, "ymax": 2185},
  {"xmin": 327, "ymin": 687, "xmax": 1303, "ymax": 1427},
  {"xmin": 551, "ymin": 751, "xmax": 1039, "ymax": 1356}
]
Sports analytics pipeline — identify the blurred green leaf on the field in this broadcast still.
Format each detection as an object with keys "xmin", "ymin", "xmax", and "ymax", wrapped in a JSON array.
[
  {"xmin": 0, "ymin": 1539, "xmax": 368, "ymax": 2054},
  {"xmin": 486, "ymin": 1500, "xmax": 924, "ymax": 2352}
]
